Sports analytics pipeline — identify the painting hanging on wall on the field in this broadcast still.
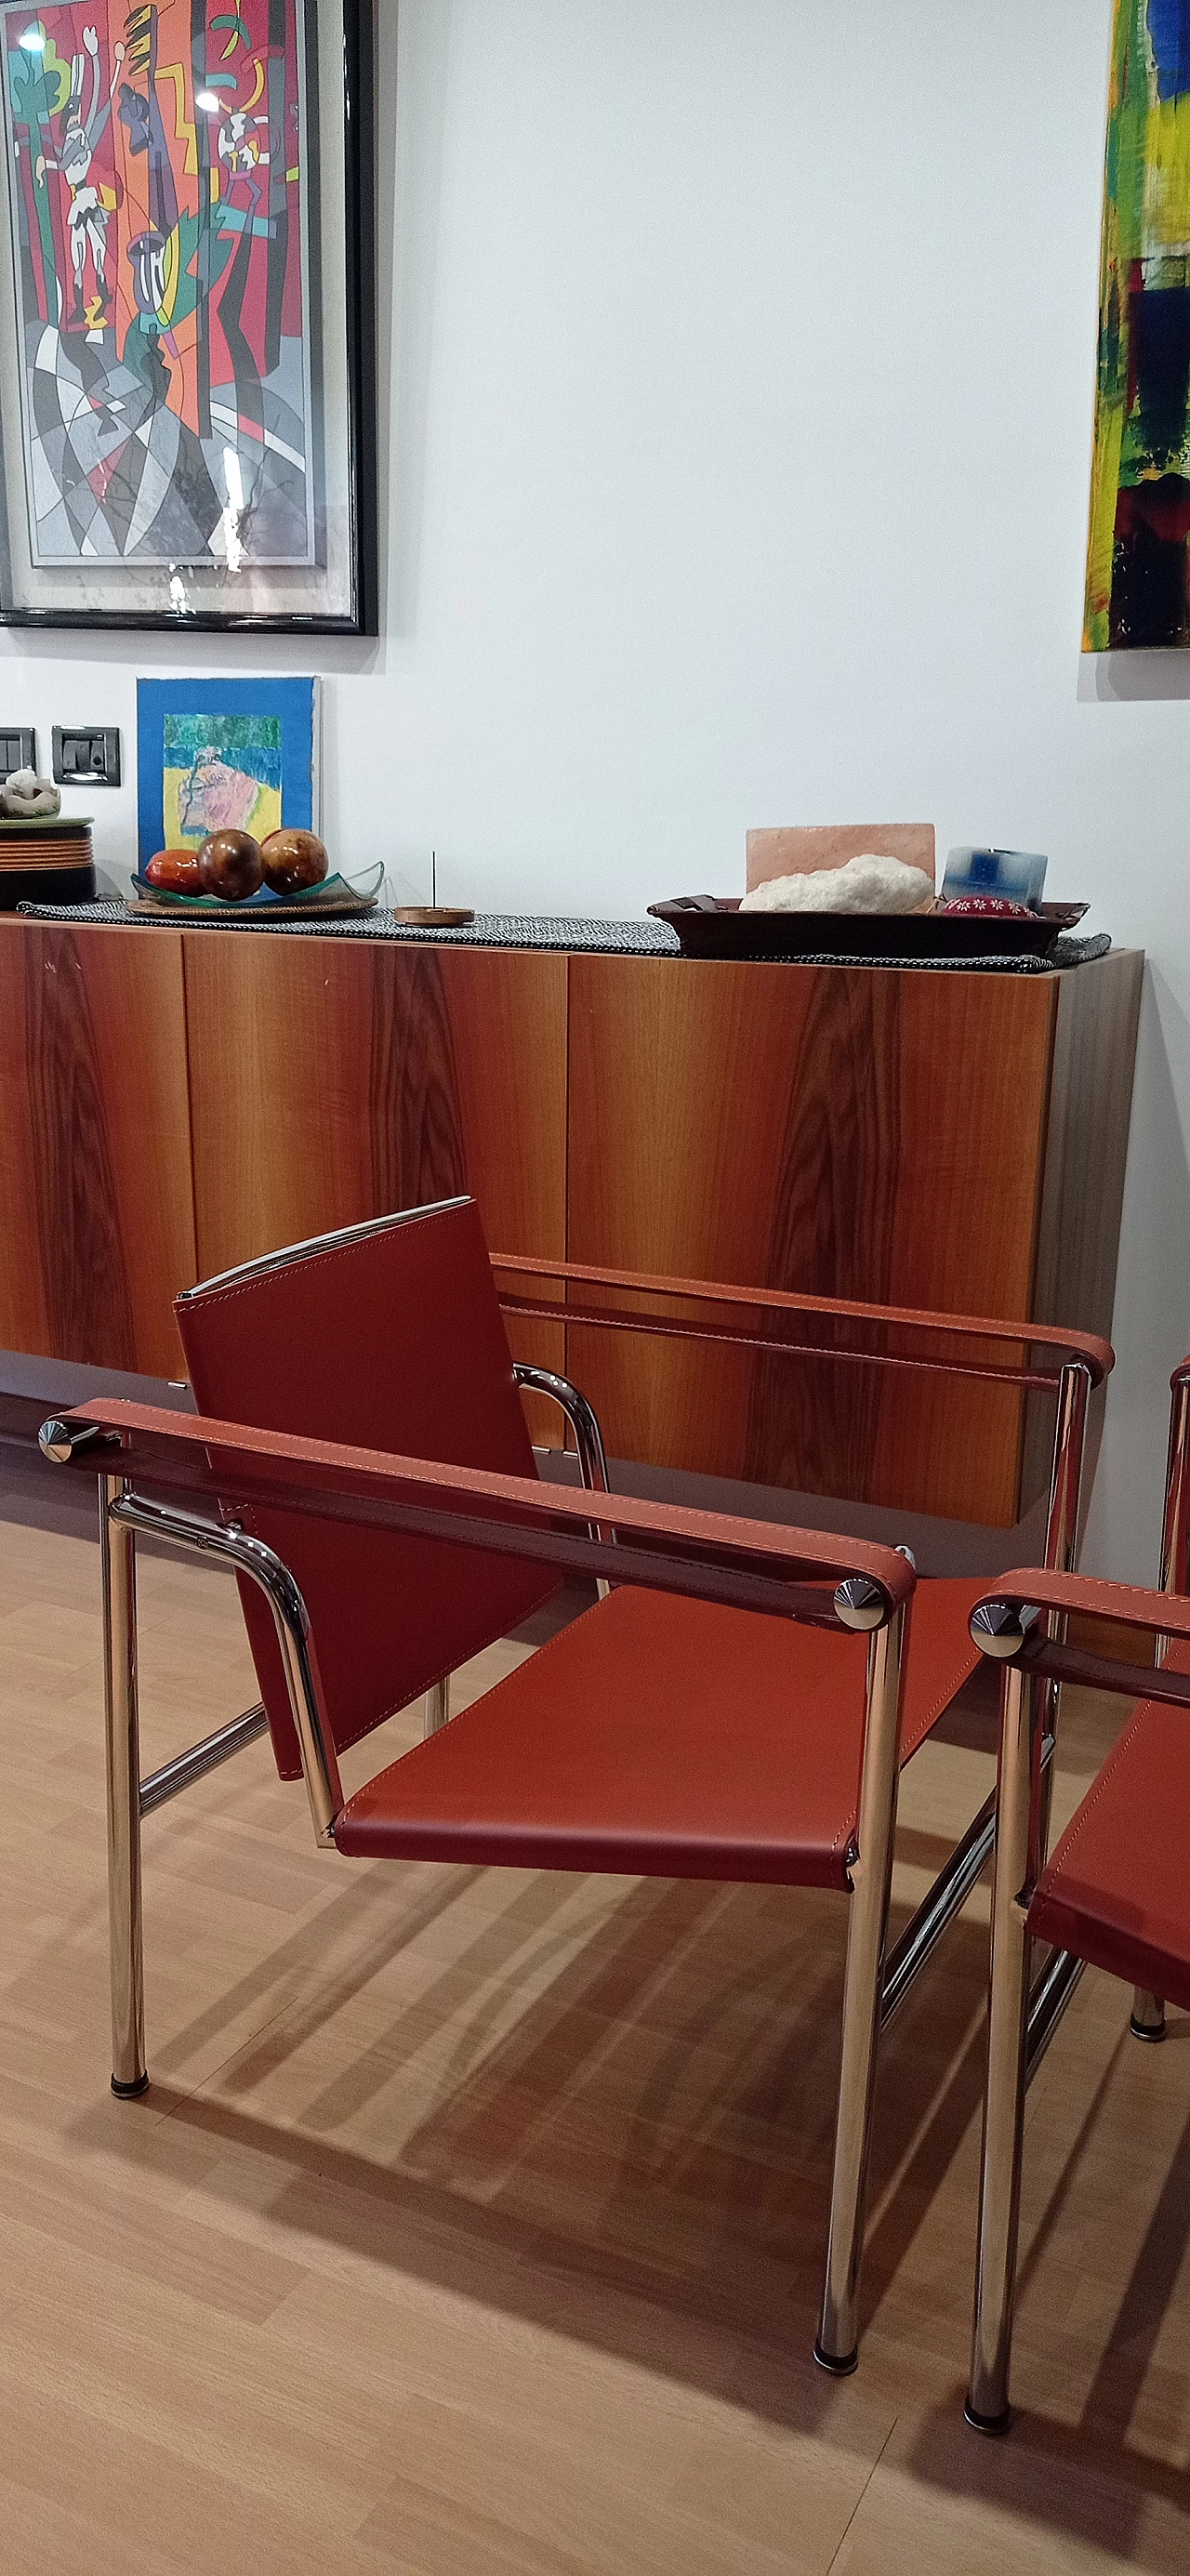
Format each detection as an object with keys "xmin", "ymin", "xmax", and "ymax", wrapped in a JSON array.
[
  {"xmin": 136, "ymin": 673, "xmax": 318, "ymax": 868},
  {"xmin": 0, "ymin": 1, "xmax": 375, "ymax": 630},
  {"xmin": 1086, "ymin": 0, "xmax": 1190, "ymax": 648}
]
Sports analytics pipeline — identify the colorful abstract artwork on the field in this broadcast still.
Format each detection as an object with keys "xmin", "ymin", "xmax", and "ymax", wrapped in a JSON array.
[
  {"xmin": 136, "ymin": 674, "xmax": 316, "ymax": 868},
  {"xmin": 163, "ymin": 711, "xmax": 282, "ymax": 842},
  {"xmin": 1086, "ymin": 0, "xmax": 1190, "ymax": 646},
  {"xmin": 0, "ymin": 1, "xmax": 315, "ymax": 572}
]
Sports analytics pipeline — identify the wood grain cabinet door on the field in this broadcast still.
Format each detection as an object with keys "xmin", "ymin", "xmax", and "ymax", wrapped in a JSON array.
[
  {"xmin": 1, "ymin": 918, "xmax": 1135, "ymax": 1512},
  {"xmin": 183, "ymin": 934, "xmax": 568, "ymax": 1395},
  {"xmin": 0, "ymin": 923, "xmax": 197, "ymax": 1377},
  {"xmin": 566, "ymin": 955, "xmax": 1062, "ymax": 1524}
]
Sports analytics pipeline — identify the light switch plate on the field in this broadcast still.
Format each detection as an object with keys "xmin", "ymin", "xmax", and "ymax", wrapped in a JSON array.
[
  {"xmin": 0, "ymin": 727, "xmax": 36, "ymax": 780},
  {"xmin": 52, "ymin": 725, "xmax": 121, "ymax": 786}
]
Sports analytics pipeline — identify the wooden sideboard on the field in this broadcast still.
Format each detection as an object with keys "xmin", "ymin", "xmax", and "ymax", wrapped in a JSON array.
[{"xmin": 0, "ymin": 917, "xmax": 1143, "ymax": 1527}]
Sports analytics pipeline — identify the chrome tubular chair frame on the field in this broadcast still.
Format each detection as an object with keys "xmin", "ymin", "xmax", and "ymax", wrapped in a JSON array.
[
  {"xmin": 965, "ymin": 1596, "xmax": 1188, "ymax": 2434},
  {"xmin": 426, "ymin": 1363, "xmax": 612, "ymax": 1732},
  {"xmin": 966, "ymin": 1647, "xmax": 1064, "ymax": 2429},
  {"xmin": 877, "ymin": 1356, "xmax": 1090, "ymax": 2040},
  {"xmin": 46, "ymin": 1392, "xmax": 914, "ymax": 2371},
  {"xmin": 494, "ymin": 1255, "xmax": 1099, "ymax": 2021},
  {"xmin": 42, "ymin": 1225, "xmax": 1109, "ymax": 2377},
  {"xmin": 818, "ymin": 1600, "xmax": 907, "ymax": 2361},
  {"xmin": 822, "ymin": 1359, "xmax": 1089, "ymax": 2374},
  {"xmin": 494, "ymin": 1274, "xmax": 1102, "ymax": 2372},
  {"xmin": 45, "ymin": 1340, "xmax": 617, "ymax": 2091},
  {"xmin": 97, "ymin": 1472, "xmax": 343, "ymax": 2095},
  {"xmin": 1132, "ymin": 1359, "xmax": 1190, "ymax": 2044},
  {"xmin": 512, "ymin": 1361, "xmax": 611, "ymax": 1502},
  {"xmin": 512, "ymin": 1358, "xmax": 614, "ymax": 1602}
]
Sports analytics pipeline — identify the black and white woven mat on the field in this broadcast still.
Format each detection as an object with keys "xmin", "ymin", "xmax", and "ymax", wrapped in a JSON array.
[{"xmin": 15, "ymin": 898, "xmax": 1111, "ymax": 972}]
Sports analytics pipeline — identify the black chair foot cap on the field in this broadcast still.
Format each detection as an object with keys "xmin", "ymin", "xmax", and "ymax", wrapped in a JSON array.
[
  {"xmin": 964, "ymin": 2400, "xmax": 1011, "ymax": 2437},
  {"xmin": 813, "ymin": 2339, "xmax": 858, "ymax": 2378},
  {"xmin": 111, "ymin": 2071, "xmax": 150, "ymax": 2099},
  {"xmin": 1130, "ymin": 2015, "xmax": 1166, "ymax": 2043}
]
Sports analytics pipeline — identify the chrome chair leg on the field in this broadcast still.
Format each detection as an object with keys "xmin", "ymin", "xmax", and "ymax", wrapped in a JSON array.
[
  {"xmin": 1130, "ymin": 1988, "xmax": 1166, "ymax": 2042},
  {"xmin": 100, "ymin": 1473, "xmax": 147, "ymax": 2098},
  {"xmin": 94, "ymin": 1486, "xmax": 339, "ymax": 2099},
  {"xmin": 512, "ymin": 1362, "xmax": 614, "ymax": 1598},
  {"xmin": 815, "ymin": 1605, "xmax": 906, "ymax": 2373},
  {"xmin": 424, "ymin": 1676, "xmax": 450, "ymax": 1736},
  {"xmin": 967, "ymin": 1662, "xmax": 1044, "ymax": 2432}
]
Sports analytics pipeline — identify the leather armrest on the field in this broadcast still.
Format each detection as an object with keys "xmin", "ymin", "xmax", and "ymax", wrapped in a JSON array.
[
  {"xmin": 971, "ymin": 1567, "xmax": 1190, "ymax": 1710},
  {"xmin": 973, "ymin": 1567, "xmax": 1190, "ymax": 1644},
  {"xmin": 491, "ymin": 1254, "xmax": 1112, "ymax": 1390},
  {"xmin": 48, "ymin": 1397, "xmax": 917, "ymax": 1630}
]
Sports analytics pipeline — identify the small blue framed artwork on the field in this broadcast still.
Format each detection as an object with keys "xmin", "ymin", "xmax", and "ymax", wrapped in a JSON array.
[{"xmin": 136, "ymin": 676, "xmax": 319, "ymax": 872}]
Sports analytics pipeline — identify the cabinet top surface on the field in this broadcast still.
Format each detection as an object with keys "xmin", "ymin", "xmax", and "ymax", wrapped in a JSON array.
[{"xmin": 0, "ymin": 909, "xmax": 1136, "ymax": 983}]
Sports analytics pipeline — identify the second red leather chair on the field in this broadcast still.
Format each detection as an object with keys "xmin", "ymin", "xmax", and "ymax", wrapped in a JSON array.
[{"xmin": 966, "ymin": 1354, "xmax": 1190, "ymax": 2432}]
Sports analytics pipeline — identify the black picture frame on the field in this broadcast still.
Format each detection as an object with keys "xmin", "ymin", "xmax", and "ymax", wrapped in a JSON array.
[{"xmin": 0, "ymin": 0, "xmax": 377, "ymax": 633}]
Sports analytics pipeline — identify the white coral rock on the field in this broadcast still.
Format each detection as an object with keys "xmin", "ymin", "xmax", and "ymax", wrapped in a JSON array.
[
  {"xmin": 0, "ymin": 768, "xmax": 60, "ymax": 819},
  {"xmin": 739, "ymin": 854, "xmax": 933, "ymax": 916}
]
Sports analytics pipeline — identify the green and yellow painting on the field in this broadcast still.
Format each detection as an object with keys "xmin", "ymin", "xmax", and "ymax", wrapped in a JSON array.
[
  {"xmin": 1087, "ymin": 0, "xmax": 1190, "ymax": 646},
  {"xmin": 162, "ymin": 712, "xmax": 283, "ymax": 850}
]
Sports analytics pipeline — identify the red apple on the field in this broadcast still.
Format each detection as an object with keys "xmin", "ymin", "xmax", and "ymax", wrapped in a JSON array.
[
  {"xmin": 197, "ymin": 829, "xmax": 264, "ymax": 901},
  {"xmin": 259, "ymin": 826, "xmax": 329, "ymax": 894},
  {"xmin": 146, "ymin": 847, "xmax": 203, "ymax": 893}
]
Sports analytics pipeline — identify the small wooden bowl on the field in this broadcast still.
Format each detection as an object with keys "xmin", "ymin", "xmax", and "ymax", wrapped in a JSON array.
[{"xmin": 391, "ymin": 905, "xmax": 475, "ymax": 927}]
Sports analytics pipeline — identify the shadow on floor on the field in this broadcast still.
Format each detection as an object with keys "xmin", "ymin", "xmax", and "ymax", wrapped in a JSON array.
[
  {"xmin": 69, "ymin": 1858, "xmax": 989, "ymax": 2428},
  {"xmin": 60, "ymin": 1826, "xmax": 1190, "ymax": 2557},
  {"xmin": 904, "ymin": 2049, "xmax": 1190, "ymax": 2565}
]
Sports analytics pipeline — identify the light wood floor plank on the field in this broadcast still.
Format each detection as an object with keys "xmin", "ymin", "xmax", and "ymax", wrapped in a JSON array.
[{"xmin": 1, "ymin": 1491, "xmax": 1189, "ymax": 2570}]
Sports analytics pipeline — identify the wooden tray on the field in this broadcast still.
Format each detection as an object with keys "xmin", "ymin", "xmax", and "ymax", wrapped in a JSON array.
[{"xmin": 647, "ymin": 897, "xmax": 1089, "ymax": 960}]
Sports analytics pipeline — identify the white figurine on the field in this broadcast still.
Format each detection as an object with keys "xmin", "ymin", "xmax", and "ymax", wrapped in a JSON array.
[{"xmin": 0, "ymin": 769, "xmax": 61, "ymax": 819}]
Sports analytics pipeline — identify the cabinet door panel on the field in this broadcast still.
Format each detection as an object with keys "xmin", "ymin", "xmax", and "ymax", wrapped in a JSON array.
[
  {"xmin": 0, "ymin": 923, "xmax": 196, "ymax": 1376},
  {"xmin": 566, "ymin": 957, "xmax": 1059, "ymax": 1524},
  {"xmin": 184, "ymin": 936, "xmax": 568, "ymax": 1407}
]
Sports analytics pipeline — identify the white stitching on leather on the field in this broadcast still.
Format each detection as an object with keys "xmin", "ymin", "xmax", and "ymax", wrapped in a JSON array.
[{"xmin": 184, "ymin": 1202, "xmax": 463, "ymax": 1311}]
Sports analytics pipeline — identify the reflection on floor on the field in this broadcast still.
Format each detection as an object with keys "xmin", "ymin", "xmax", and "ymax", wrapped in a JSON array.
[{"xmin": 0, "ymin": 1502, "xmax": 1187, "ymax": 2574}]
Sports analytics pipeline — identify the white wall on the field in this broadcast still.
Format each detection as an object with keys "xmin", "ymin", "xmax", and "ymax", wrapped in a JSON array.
[{"xmin": 4, "ymin": 0, "xmax": 1185, "ymax": 1577}]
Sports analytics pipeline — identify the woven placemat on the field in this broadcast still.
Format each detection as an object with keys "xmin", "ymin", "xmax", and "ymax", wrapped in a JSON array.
[
  {"xmin": 14, "ymin": 898, "xmax": 1112, "ymax": 972},
  {"xmin": 17, "ymin": 901, "xmax": 681, "ymax": 954}
]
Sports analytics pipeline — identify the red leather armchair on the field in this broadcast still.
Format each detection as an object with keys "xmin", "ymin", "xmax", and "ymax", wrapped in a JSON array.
[
  {"xmin": 38, "ymin": 1196, "xmax": 1110, "ymax": 2374},
  {"xmin": 965, "ymin": 1353, "xmax": 1190, "ymax": 2431}
]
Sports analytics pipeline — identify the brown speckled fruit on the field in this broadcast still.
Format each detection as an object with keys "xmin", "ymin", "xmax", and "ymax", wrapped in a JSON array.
[
  {"xmin": 259, "ymin": 826, "xmax": 329, "ymax": 894},
  {"xmin": 197, "ymin": 829, "xmax": 264, "ymax": 901},
  {"xmin": 146, "ymin": 847, "xmax": 203, "ymax": 893}
]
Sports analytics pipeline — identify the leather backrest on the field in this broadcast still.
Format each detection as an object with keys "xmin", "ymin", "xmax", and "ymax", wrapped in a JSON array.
[{"xmin": 175, "ymin": 1199, "xmax": 560, "ymax": 1778}]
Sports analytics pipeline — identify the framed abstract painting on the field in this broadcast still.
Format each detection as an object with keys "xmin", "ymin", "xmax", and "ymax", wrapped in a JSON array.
[
  {"xmin": 1086, "ymin": 0, "xmax": 1190, "ymax": 648},
  {"xmin": 0, "ymin": 1, "xmax": 376, "ymax": 631}
]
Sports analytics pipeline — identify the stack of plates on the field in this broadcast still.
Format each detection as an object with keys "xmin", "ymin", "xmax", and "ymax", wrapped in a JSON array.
[{"xmin": 0, "ymin": 814, "xmax": 96, "ymax": 908}]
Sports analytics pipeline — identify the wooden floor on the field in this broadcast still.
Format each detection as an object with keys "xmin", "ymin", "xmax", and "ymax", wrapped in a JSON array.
[{"xmin": 1, "ymin": 1492, "xmax": 1189, "ymax": 2574}]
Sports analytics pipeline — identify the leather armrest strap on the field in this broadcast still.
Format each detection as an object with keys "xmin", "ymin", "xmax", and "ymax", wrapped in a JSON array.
[
  {"xmin": 973, "ymin": 1567, "xmax": 1190, "ymax": 1709},
  {"xmin": 976, "ymin": 1567, "xmax": 1190, "ymax": 1642},
  {"xmin": 491, "ymin": 1255, "xmax": 1112, "ymax": 1389},
  {"xmin": 55, "ymin": 1399, "xmax": 916, "ymax": 1626}
]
